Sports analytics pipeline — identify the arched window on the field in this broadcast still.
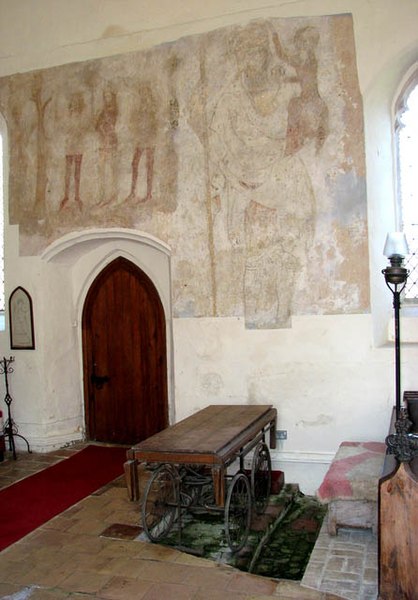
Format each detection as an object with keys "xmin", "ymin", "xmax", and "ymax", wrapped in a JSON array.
[
  {"xmin": 0, "ymin": 133, "xmax": 4, "ymax": 329},
  {"xmin": 394, "ymin": 68, "xmax": 418, "ymax": 301}
]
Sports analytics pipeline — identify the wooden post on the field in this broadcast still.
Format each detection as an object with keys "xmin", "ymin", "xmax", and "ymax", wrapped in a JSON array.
[
  {"xmin": 379, "ymin": 461, "xmax": 418, "ymax": 599},
  {"xmin": 124, "ymin": 458, "xmax": 139, "ymax": 501}
]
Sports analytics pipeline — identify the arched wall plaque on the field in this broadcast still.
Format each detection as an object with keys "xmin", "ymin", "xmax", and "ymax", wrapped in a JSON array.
[{"xmin": 9, "ymin": 287, "xmax": 35, "ymax": 350}]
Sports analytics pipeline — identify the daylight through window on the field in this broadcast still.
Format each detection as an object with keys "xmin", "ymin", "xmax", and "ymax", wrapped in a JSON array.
[
  {"xmin": 0, "ymin": 134, "xmax": 4, "ymax": 321},
  {"xmin": 396, "ymin": 79, "xmax": 418, "ymax": 301}
]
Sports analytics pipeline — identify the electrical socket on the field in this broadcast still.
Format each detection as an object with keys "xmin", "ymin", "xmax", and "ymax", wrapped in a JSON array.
[{"xmin": 276, "ymin": 430, "xmax": 287, "ymax": 440}]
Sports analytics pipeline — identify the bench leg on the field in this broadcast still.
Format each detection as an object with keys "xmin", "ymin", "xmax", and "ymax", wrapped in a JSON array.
[
  {"xmin": 327, "ymin": 512, "xmax": 338, "ymax": 536},
  {"xmin": 124, "ymin": 458, "xmax": 139, "ymax": 501}
]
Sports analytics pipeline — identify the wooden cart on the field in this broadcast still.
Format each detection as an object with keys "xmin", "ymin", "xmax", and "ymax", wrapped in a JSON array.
[{"xmin": 126, "ymin": 404, "xmax": 277, "ymax": 552}]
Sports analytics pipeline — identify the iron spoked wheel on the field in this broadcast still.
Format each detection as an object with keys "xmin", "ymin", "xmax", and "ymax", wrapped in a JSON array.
[
  {"xmin": 251, "ymin": 441, "xmax": 272, "ymax": 514},
  {"xmin": 225, "ymin": 472, "xmax": 251, "ymax": 553},
  {"xmin": 141, "ymin": 464, "xmax": 178, "ymax": 542}
]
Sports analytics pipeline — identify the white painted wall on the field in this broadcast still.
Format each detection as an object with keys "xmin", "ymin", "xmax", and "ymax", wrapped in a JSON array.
[{"xmin": 0, "ymin": 0, "xmax": 418, "ymax": 493}]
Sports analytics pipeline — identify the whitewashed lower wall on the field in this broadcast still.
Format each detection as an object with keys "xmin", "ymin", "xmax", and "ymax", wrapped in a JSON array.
[{"xmin": 172, "ymin": 314, "xmax": 410, "ymax": 493}]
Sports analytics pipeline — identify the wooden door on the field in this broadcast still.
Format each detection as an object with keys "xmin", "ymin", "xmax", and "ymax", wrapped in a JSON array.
[{"xmin": 82, "ymin": 257, "xmax": 168, "ymax": 444}]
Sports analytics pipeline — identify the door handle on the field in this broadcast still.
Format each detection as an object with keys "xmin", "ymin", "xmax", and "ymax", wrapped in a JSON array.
[
  {"xmin": 91, "ymin": 363, "xmax": 110, "ymax": 390},
  {"xmin": 91, "ymin": 373, "xmax": 110, "ymax": 389}
]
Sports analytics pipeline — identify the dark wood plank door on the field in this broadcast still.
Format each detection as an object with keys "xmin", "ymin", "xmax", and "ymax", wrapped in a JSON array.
[{"xmin": 82, "ymin": 257, "xmax": 168, "ymax": 444}]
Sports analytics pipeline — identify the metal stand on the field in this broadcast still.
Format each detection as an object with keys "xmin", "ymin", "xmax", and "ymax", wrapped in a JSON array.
[
  {"xmin": 1, "ymin": 356, "xmax": 31, "ymax": 460},
  {"xmin": 382, "ymin": 254, "xmax": 408, "ymax": 421},
  {"xmin": 391, "ymin": 287, "xmax": 402, "ymax": 420}
]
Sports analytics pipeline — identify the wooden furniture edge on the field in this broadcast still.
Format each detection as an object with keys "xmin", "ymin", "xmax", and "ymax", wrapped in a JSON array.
[{"xmin": 378, "ymin": 401, "xmax": 418, "ymax": 600}]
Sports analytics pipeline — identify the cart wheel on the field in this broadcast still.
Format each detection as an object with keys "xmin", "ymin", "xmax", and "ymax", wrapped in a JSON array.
[
  {"xmin": 225, "ymin": 472, "xmax": 251, "ymax": 553},
  {"xmin": 141, "ymin": 464, "xmax": 178, "ymax": 542},
  {"xmin": 251, "ymin": 441, "xmax": 272, "ymax": 514}
]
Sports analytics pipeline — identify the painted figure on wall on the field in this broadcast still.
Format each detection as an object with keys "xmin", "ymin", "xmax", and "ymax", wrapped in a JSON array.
[
  {"xmin": 60, "ymin": 91, "xmax": 89, "ymax": 211},
  {"xmin": 274, "ymin": 26, "xmax": 329, "ymax": 156},
  {"xmin": 159, "ymin": 52, "xmax": 180, "ymax": 212},
  {"xmin": 7, "ymin": 93, "xmax": 35, "ymax": 224},
  {"xmin": 31, "ymin": 74, "xmax": 52, "ymax": 218},
  {"xmin": 95, "ymin": 85, "xmax": 119, "ymax": 206},
  {"xmin": 125, "ymin": 83, "xmax": 158, "ymax": 204},
  {"xmin": 209, "ymin": 22, "xmax": 316, "ymax": 328}
]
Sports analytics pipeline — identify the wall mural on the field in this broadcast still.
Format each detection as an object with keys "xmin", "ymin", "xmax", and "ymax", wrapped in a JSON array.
[{"xmin": 0, "ymin": 14, "xmax": 369, "ymax": 329}]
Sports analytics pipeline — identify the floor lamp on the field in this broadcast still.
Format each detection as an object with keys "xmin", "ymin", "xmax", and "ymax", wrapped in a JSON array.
[{"xmin": 382, "ymin": 232, "xmax": 409, "ymax": 420}]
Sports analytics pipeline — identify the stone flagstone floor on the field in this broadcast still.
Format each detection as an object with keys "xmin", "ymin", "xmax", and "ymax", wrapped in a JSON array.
[
  {"xmin": 0, "ymin": 443, "xmax": 378, "ymax": 600},
  {"xmin": 302, "ymin": 520, "xmax": 378, "ymax": 600}
]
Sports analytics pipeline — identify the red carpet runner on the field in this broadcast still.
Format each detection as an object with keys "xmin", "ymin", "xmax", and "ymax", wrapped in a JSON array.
[{"xmin": 0, "ymin": 445, "xmax": 127, "ymax": 551}]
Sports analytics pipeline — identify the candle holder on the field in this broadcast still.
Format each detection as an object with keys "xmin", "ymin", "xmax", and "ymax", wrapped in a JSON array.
[{"xmin": 1, "ymin": 356, "xmax": 31, "ymax": 460}]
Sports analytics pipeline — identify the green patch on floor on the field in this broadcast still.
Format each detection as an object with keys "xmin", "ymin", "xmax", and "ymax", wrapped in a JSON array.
[
  {"xmin": 159, "ymin": 484, "xmax": 327, "ymax": 580},
  {"xmin": 248, "ymin": 489, "xmax": 327, "ymax": 580}
]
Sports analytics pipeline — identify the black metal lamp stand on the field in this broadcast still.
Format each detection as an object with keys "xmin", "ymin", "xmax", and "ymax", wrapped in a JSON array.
[
  {"xmin": 382, "ymin": 253, "xmax": 408, "ymax": 420},
  {"xmin": 381, "ymin": 233, "xmax": 418, "ymax": 463},
  {"xmin": 1, "ymin": 356, "xmax": 31, "ymax": 460}
]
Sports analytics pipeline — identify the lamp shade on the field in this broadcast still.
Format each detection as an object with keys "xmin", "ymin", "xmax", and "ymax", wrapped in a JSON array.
[{"xmin": 383, "ymin": 232, "xmax": 409, "ymax": 258}]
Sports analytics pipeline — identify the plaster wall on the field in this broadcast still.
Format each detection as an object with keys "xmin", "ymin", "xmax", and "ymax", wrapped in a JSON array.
[{"xmin": 0, "ymin": 0, "xmax": 417, "ymax": 494}]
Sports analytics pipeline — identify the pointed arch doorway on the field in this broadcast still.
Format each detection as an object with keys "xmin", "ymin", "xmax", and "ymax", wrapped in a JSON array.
[{"xmin": 82, "ymin": 256, "xmax": 168, "ymax": 445}]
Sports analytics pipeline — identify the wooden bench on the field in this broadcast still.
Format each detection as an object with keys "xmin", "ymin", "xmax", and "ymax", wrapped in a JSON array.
[{"xmin": 317, "ymin": 441, "xmax": 386, "ymax": 535}]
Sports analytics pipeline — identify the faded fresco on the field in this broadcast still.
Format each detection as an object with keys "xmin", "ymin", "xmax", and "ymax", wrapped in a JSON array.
[{"xmin": 0, "ymin": 15, "xmax": 369, "ymax": 328}]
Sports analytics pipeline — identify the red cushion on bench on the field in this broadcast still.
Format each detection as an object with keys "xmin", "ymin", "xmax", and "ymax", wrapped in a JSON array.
[{"xmin": 317, "ymin": 441, "xmax": 386, "ymax": 503}]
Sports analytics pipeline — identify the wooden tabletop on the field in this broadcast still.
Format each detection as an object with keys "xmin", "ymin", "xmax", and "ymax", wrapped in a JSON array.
[{"xmin": 130, "ymin": 404, "xmax": 277, "ymax": 467}]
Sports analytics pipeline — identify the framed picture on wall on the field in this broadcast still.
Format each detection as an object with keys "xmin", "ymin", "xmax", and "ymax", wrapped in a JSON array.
[{"xmin": 9, "ymin": 287, "xmax": 35, "ymax": 350}]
